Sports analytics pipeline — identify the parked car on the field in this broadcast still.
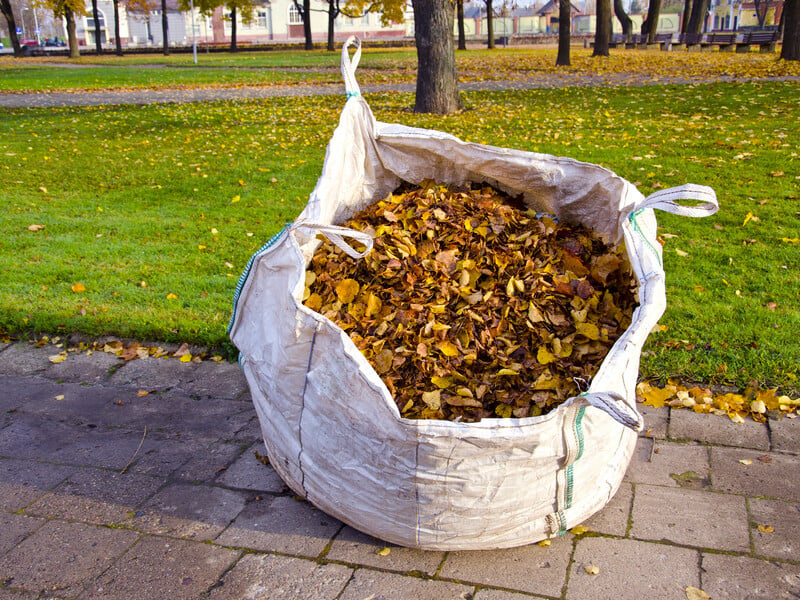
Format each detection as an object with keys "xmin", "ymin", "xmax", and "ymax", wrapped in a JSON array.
[{"xmin": 44, "ymin": 37, "xmax": 66, "ymax": 47}]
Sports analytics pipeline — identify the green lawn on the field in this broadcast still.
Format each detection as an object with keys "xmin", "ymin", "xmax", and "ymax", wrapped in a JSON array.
[{"xmin": 1, "ymin": 76, "xmax": 798, "ymax": 394}]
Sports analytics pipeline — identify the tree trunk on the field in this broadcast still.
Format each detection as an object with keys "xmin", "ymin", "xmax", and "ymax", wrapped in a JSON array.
[
  {"xmin": 647, "ymin": 0, "xmax": 662, "ymax": 43},
  {"xmin": 327, "ymin": 0, "xmax": 336, "ymax": 51},
  {"xmin": 613, "ymin": 0, "xmax": 633, "ymax": 42},
  {"xmin": 681, "ymin": 0, "xmax": 692, "ymax": 33},
  {"xmin": 781, "ymin": 0, "xmax": 799, "ymax": 60},
  {"xmin": 457, "ymin": 0, "xmax": 467, "ymax": 50},
  {"xmin": 92, "ymin": 0, "xmax": 102, "ymax": 53},
  {"xmin": 0, "ymin": 0, "xmax": 23, "ymax": 57},
  {"xmin": 486, "ymin": 0, "xmax": 494, "ymax": 48},
  {"xmin": 303, "ymin": 0, "xmax": 312, "ymax": 50},
  {"xmin": 556, "ymin": 0, "xmax": 571, "ymax": 65},
  {"xmin": 593, "ymin": 0, "xmax": 612, "ymax": 55},
  {"xmin": 161, "ymin": 0, "xmax": 169, "ymax": 55},
  {"xmin": 65, "ymin": 6, "xmax": 80, "ymax": 58},
  {"xmin": 230, "ymin": 4, "xmax": 237, "ymax": 51},
  {"xmin": 687, "ymin": 0, "xmax": 709, "ymax": 34},
  {"xmin": 113, "ymin": 0, "xmax": 123, "ymax": 55},
  {"xmin": 412, "ymin": 0, "xmax": 462, "ymax": 114}
]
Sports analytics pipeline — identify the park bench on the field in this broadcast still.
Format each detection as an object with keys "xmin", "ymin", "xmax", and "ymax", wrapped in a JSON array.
[
  {"xmin": 708, "ymin": 32, "xmax": 739, "ymax": 51},
  {"xmin": 736, "ymin": 30, "xmax": 781, "ymax": 53}
]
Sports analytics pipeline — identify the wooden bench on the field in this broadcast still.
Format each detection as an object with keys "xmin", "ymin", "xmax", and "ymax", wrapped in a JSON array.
[
  {"xmin": 736, "ymin": 30, "xmax": 780, "ymax": 53},
  {"xmin": 709, "ymin": 32, "xmax": 738, "ymax": 51}
]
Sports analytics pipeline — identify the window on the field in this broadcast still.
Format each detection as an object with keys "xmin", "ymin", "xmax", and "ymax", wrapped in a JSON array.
[
  {"xmin": 289, "ymin": 4, "xmax": 302, "ymax": 25},
  {"xmin": 256, "ymin": 9, "xmax": 269, "ymax": 28}
]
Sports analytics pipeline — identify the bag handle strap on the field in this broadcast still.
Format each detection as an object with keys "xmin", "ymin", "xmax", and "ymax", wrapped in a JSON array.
[
  {"xmin": 341, "ymin": 36, "xmax": 362, "ymax": 98},
  {"xmin": 634, "ymin": 184, "xmax": 718, "ymax": 218},
  {"xmin": 292, "ymin": 221, "xmax": 373, "ymax": 259},
  {"xmin": 570, "ymin": 391, "xmax": 643, "ymax": 431}
]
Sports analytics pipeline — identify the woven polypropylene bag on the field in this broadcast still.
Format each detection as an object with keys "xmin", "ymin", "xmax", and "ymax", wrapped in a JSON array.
[{"xmin": 228, "ymin": 38, "xmax": 718, "ymax": 550}]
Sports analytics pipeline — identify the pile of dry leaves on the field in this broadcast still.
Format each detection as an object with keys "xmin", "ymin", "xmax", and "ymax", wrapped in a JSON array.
[{"xmin": 303, "ymin": 181, "xmax": 638, "ymax": 422}]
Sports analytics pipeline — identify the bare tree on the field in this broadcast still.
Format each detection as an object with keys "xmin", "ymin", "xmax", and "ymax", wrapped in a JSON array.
[
  {"xmin": 91, "ymin": 0, "xmax": 102, "ymax": 52},
  {"xmin": 412, "ymin": 0, "xmax": 462, "ymax": 114},
  {"xmin": 686, "ymin": 0, "xmax": 709, "ymax": 33},
  {"xmin": 782, "ymin": 0, "xmax": 799, "ymax": 60},
  {"xmin": 0, "ymin": 0, "xmax": 23, "ymax": 56},
  {"xmin": 457, "ymin": 0, "xmax": 467, "ymax": 50},
  {"xmin": 613, "ymin": 0, "xmax": 633, "ymax": 42},
  {"xmin": 593, "ymin": 0, "xmax": 612, "ymax": 55},
  {"xmin": 556, "ymin": 0, "xmax": 571, "ymax": 65}
]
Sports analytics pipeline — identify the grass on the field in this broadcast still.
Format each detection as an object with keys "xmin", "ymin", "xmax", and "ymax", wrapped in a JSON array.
[{"xmin": 0, "ymin": 51, "xmax": 798, "ymax": 394}]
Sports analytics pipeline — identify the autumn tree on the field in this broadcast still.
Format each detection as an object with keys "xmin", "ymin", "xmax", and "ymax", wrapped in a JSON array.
[
  {"xmin": 485, "ymin": 0, "xmax": 494, "ymax": 48},
  {"xmin": 160, "ymin": 0, "xmax": 168, "ymax": 54},
  {"xmin": 782, "ymin": 0, "xmax": 799, "ymax": 60},
  {"xmin": 457, "ymin": 0, "xmax": 467, "ymax": 50},
  {"xmin": 412, "ymin": 0, "xmax": 462, "ymax": 114},
  {"xmin": 643, "ymin": 0, "xmax": 661, "ymax": 43},
  {"xmin": 322, "ymin": 0, "xmax": 405, "ymax": 52},
  {"xmin": 686, "ymin": 0, "xmax": 709, "ymax": 33},
  {"xmin": 592, "ymin": 0, "xmax": 612, "ymax": 55},
  {"xmin": 681, "ymin": 0, "xmax": 691, "ymax": 33},
  {"xmin": 91, "ymin": 0, "xmax": 102, "ymax": 53},
  {"xmin": 39, "ymin": 0, "xmax": 86, "ymax": 57},
  {"xmin": 0, "ymin": 0, "xmax": 22, "ymax": 56},
  {"xmin": 292, "ymin": 0, "xmax": 313, "ymax": 49},
  {"xmin": 556, "ymin": 0, "xmax": 570, "ymax": 65},
  {"xmin": 613, "ymin": 0, "xmax": 633, "ymax": 42}
]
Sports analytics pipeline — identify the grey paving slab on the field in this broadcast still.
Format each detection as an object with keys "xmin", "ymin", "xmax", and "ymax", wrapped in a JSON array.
[
  {"xmin": 51, "ymin": 426, "xmax": 168, "ymax": 471},
  {"xmin": 473, "ymin": 590, "xmax": 548, "ymax": 600},
  {"xmin": 215, "ymin": 495, "xmax": 343, "ymax": 557},
  {"xmin": 107, "ymin": 355, "xmax": 202, "ymax": 392},
  {"xmin": 748, "ymin": 497, "xmax": 800, "ymax": 561},
  {"xmin": 215, "ymin": 442, "xmax": 289, "ymax": 493},
  {"xmin": 338, "ymin": 568, "xmax": 473, "ymax": 600},
  {"xmin": 700, "ymin": 552, "xmax": 800, "ymax": 600},
  {"xmin": 638, "ymin": 404, "xmax": 669, "ymax": 439},
  {"xmin": 711, "ymin": 447, "xmax": 800, "ymax": 501},
  {"xmin": 80, "ymin": 536, "xmax": 240, "ymax": 600},
  {"xmin": 581, "ymin": 481, "xmax": 632, "ymax": 537},
  {"xmin": 769, "ymin": 416, "xmax": 800, "ymax": 454},
  {"xmin": 568, "ymin": 537, "xmax": 700, "ymax": 600},
  {"xmin": 0, "ymin": 589, "xmax": 38, "ymax": 600},
  {"xmin": 44, "ymin": 349, "xmax": 118, "ymax": 384},
  {"xmin": 0, "ymin": 459, "xmax": 76, "ymax": 511},
  {"xmin": 630, "ymin": 485, "xmax": 749, "ymax": 551},
  {"xmin": 326, "ymin": 526, "xmax": 445, "ymax": 576},
  {"xmin": 173, "ymin": 359, "xmax": 249, "ymax": 400},
  {"xmin": 173, "ymin": 440, "xmax": 248, "ymax": 483},
  {"xmin": 0, "ymin": 376, "xmax": 58, "ymax": 414},
  {"xmin": 439, "ymin": 535, "xmax": 572, "ymax": 598},
  {"xmin": 0, "ymin": 512, "xmax": 46, "ymax": 556},
  {"xmin": 0, "ymin": 343, "xmax": 54, "ymax": 376},
  {"xmin": 233, "ymin": 413, "xmax": 265, "ymax": 445},
  {"xmin": 206, "ymin": 553, "xmax": 352, "ymax": 600},
  {"xmin": 0, "ymin": 520, "xmax": 138, "ymax": 597},
  {"xmin": 625, "ymin": 438, "xmax": 710, "ymax": 489},
  {"xmin": 669, "ymin": 409, "xmax": 770, "ymax": 450},
  {"xmin": 24, "ymin": 467, "xmax": 165, "ymax": 525},
  {"xmin": 122, "ymin": 482, "xmax": 247, "ymax": 541},
  {"xmin": 0, "ymin": 415, "xmax": 78, "ymax": 460}
]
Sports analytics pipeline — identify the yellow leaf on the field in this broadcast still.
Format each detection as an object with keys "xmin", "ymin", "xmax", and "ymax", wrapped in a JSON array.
[
  {"xmin": 365, "ymin": 292, "xmax": 382, "ymax": 318},
  {"xmin": 231, "ymin": 195, "xmax": 240, "ymax": 203},
  {"xmin": 27, "ymin": 224, "xmax": 45, "ymax": 232},
  {"xmin": 421, "ymin": 390, "xmax": 441, "ymax": 410},
  {"xmin": 431, "ymin": 376, "xmax": 453, "ymax": 389},
  {"xmin": 742, "ymin": 212, "xmax": 754, "ymax": 226},
  {"xmin": 738, "ymin": 458, "xmax": 753, "ymax": 465},
  {"xmin": 334, "ymin": 279, "xmax": 360, "ymax": 304},
  {"xmin": 570, "ymin": 525, "xmax": 590, "ymax": 535},
  {"xmin": 758, "ymin": 524, "xmax": 774, "ymax": 534},
  {"xmin": 39, "ymin": 186, "xmax": 48, "ymax": 194},
  {"xmin": 575, "ymin": 322, "xmax": 600, "ymax": 340},
  {"xmin": 537, "ymin": 539, "xmax": 552, "ymax": 547},
  {"xmin": 54, "ymin": 394, "xmax": 65, "ymax": 401},
  {"xmin": 71, "ymin": 282, "xmax": 86, "ymax": 293},
  {"xmin": 537, "ymin": 346, "xmax": 557, "ymax": 364},
  {"xmin": 685, "ymin": 586, "xmax": 712, "ymax": 600},
  {"xmin": 179, "ymin": 353, "xmax": 192, "ymax": 363},
  {"xmin": 780, "ymin": 237, "xmax": 800, "ymax": 244},
  {"xmin": 675, "ymin": 249, "xmax": 689, "ymax": 257},
  {"xmin": 376, "ymin": 547, "xmax": 391, "ymax": 556},
  {"xmin": 137, "ymin": 390, "xmax": 149, "ymax": 397},
  {"xmin": 497, "ymin": 368, "xmax": 519, "ymax": 376},
  {"xmin": 584, "ymin": 564, "xmax": 600, "ymax": 575},
  {"xmin": 166, "ymin": 293, "xmax": 178, "ymax": 300},
  {"xmin": 437, "ymin": 340, "xmax": 460, "ymax": 357},
  {"xmin": 48, "ymin": 353, "xmax": 67, "ymax": 364}
]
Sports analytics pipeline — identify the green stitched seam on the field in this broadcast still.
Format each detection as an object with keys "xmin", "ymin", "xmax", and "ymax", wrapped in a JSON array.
[{"xmin": 629, "ymin": 209, "xmax": 663, "ymax": 266}]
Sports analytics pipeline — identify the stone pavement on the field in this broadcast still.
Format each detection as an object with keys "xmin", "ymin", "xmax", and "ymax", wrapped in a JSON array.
[{"xmin": 1, "ymin": 339, "xmax": 799, "ymax": 600}]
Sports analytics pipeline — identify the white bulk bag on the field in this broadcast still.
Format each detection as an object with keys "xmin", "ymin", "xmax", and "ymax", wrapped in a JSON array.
[{"xmin": 228, "ymin": 38, "xmax": 718, "ymax": 550}]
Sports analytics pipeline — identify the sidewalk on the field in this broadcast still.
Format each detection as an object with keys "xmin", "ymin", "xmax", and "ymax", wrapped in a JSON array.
[{"xmin": 1, "ymin": 339, "xmax": 798, "ymax": 600}]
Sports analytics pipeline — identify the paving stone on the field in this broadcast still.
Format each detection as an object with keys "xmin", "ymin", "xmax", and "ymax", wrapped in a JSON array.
[
  {"xmin": 473, "ymin": 590, "xmax": 548, "ymax": 600},
  {"xmin": 216, "ymin": 495, "xmax": 342, "ymax": 557},
  {"xmin": 748, "ymin": 497, "xmax": 800, "ymax": 561},
  {"xmin": 630, "ymin": 484, "xmax": 749, "ymax": 551},
  {"xmin": 0, "ymin": 343, "xmax": 53, "ymax": 376},
  {"xmin": 122, "ymin": 482, "xmax": 247, "ymax": 541},
  {"xmin": 638, "ymin": 404, "xmax": 668, "ymax": 439},
  {"xmin": 233, "ymin": 413, "xmax": 264, "ymax": 445},
  {"xmin": 669, "ymin": 409, "xmax": 770, "ymax": 450},
  {"xmin": 25, "ymin": 467, "xmax": 165, "ymax": 525},
  {"xmin": 0, "ymin": 589, "xmax": 38, "ymax": 600},
  {"xmin": 51, "ymin": 426, "xmax": 167, "ymax": 471},
  {"xmin": 206, "ymin": 553, "xmax": 352, "ymax": 600},
  {"xmin": 581, "ymin": 481, "xmax": 632, "ymax": 537},
  {"xmin": 44, "ymin": 350, "xmax": 118, "ymax": 384},
  {"xmin": 0, "ymin": 512, "xmax": 46, "ymax": 556},
  {"xmin": 338, "ymin": 569, "xmax": 473, "ymax": 600},
  {"xmin": 625, "ymin": 438, "xmax": 710, "ymax": 489},
  {"xmin": 326, "ymin": 526, "xmax": 445, "ymax": 576},
  {"xmin": 0, "ymin": 459, "xmax": 76, "ymax": 511},
  {"xmin": 81, "ymin": 536, "xmax": 240, "ymax": 600},
  {"xmin": 173, "ymin": 440, "xmax": 247, "ymax": 483},
  {"xmin": 769, "ymin": 417, "xmax": 800, "ymax": 454},
  {"xmin": 567, "ymin": 537, "xmax": 700, "ymax": 600},
  {"xmin": 108, "ymin": 356, "xmax": 200, "ymax": 392},
  {"xmin": 128, "ymin": 434, "xmax": 222, "ymax": 477},
  {"xmin": 0, "ymin": 376, "xmax": 57, "ymax": 414},
  {"xmin": 700, "ymin": 553, "xmax": 800, "ymax": 600},
  {"xmin": 0, "ymin": 521, "xmax": 138, "ymax": 597},
  {"xmin": 215, "ymin": 442, "xmax": 288, "ymax": 493},
  {"xmin": 711, "ymin": 447, "xmax": 800, "ymax": 502},
  {"xmin": 0, "ymin": 416, "xmax": 79, "ymax": 460},
  {"xmin": 174, "ymin": 360, "xmax": 249, "ymax": 400},
  {"xmin": 439, "ymin": 534, "xmax": 572, "ymax": 597}
]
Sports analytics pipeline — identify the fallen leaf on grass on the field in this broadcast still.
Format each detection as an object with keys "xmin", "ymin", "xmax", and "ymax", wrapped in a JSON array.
[
  {"xmin": 71, "ymin": 283, "xmax": 86, "ymax": 293},
  {"xmin": 27, "ymin": 224, "xmax": 45, "ymax": 232}
]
